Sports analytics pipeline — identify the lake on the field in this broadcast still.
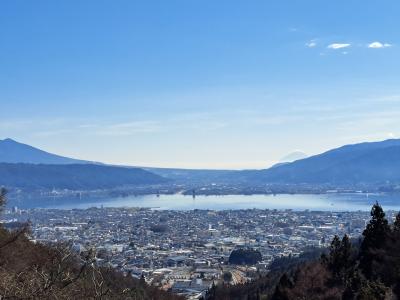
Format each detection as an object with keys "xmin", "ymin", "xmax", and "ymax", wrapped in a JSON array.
[{"xmin": 8, "ymin": 192, "xmax": 400, "ymax": 212}]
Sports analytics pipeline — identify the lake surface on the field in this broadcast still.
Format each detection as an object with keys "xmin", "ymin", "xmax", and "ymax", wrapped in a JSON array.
[{"xmin": 9, "ymin": 193, "xmax": 400, "ymax": 212}]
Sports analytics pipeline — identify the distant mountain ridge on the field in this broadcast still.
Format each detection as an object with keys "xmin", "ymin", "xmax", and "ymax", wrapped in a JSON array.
[
  {"xmin": 143, "ymin": 167, "xmax": 241, "ymax": 184},
  {"xmin": 0, "ymin": 163, "xmax": 166, "ymax": 190},
  {"xmin": 245, "ymin": 139, "xmax": 400, "ymax": 185},
  {"xmin": 268, "ymin": 151, "xmax": 308, "ymax": 170},
  {"xmin": 279, "ymin": 151, "xmax": 308, "ymax": 163},
  {"xmin": 0, "ymin": 138, "xmax": 166, "ymax": 190},
  {"xmin": 0, "ymin": 138, "xmax": 93, "ymax": 164},
  {"xmin": 2, "ymin": 137, "xmax": 400, "ymax": 190}
]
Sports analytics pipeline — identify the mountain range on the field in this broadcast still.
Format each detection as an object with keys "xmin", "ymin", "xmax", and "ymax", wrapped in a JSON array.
[
  {"xmin": 279, "ymin": 151, "xmax": 308, "ymax": 163},
  {"xmin": 0, "ymin": 139, "xmax": 166, "ymax": 190},
  {"xmin": 0, "ymin": 163, "xmax": 166, "ymax": 190},
  {"xmin": 243, "ymin": 139, "xmax": 400, "ymax": 185},
  {"xmin": 0, "ymin": 138, "xmax": 92, "ymax": 164},
  {"xmin": 1, "ymin": 137, "xmax": 400, "ymax": 190}
]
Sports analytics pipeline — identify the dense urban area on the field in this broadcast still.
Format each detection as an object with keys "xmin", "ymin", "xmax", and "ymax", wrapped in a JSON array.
[{"xmin": 2, "ymin": 206, "xmax": 394, "ymax": 299}]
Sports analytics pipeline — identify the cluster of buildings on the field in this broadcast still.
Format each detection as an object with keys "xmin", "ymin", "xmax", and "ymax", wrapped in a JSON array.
[{"xmin": 2, "ymin": 207, "xmax": 385, "ymax": 299}]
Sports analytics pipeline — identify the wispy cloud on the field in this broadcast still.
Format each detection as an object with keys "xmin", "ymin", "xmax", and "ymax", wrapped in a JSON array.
[
  {"xmin": 305, "ymin": 40, "xmax": 317, "ymax": 48},
  {"xmin": 327, "ymin": 43, "xmax": 351, "ymax": 50},
  {"xmin": 368, "ymin": 41, "xmax": 392, "ymax": 49},
  {"xmin": 95, "ymin": 121, "xmax": 162, "ymax": 136},
  {"xmin": 364, "ymin": 94, "xmax": 400, "ymax": 103},
  {"xmin": 0, "ymin": 118, "xmax": 74, "ymax": 135},
  {"xmin": 32, "ymin": 129, "xmax": 74, "ymax": 137},
  {"xmin": 310, "ymin": 40, "xmax": 393, "ymax": 52},
  {"xmin": 0, "ymin": 120, "xmax": 33, "ymax": 130},
  {"xmin": 251, "ymin": 115, "xmax": 303, "ymax": 126}
]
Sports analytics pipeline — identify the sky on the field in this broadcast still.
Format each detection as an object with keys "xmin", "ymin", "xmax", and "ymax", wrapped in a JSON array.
[{"xmin": 1, "ymin": 1, "xmax": 400, "ymax": 169}]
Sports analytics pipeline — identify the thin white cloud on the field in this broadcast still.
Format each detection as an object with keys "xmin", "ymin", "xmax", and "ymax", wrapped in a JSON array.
[
  {"xmin": 33, "ymin": 129, "xmax": 74, "ymax": 137},
  {"xmin": 252, "ymin": 115, "xmax": 303, "ymax": 126},
  {"xmin": 96, "ymin": 121, "xmax": 162, "ymax": 136},
  {"xmin": 368, "ymin": 41, "xmax": 392, "ymax": 49},
  {"xmin": 327, "ymin": 43, "xmax": 351, "ymax": 50},
  {"xmin": 367, "ymin": 94, "xmax": 400, "ymax": 103},
  {"xmin": 305, "ymin": 40, "xmax": 317, "ymax": 48}
]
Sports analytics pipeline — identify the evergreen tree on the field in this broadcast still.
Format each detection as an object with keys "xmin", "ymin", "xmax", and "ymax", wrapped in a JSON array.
[
  {"xmin": 139, "ymin": 274, "xmax": 146, "ymax": 286},
  {"xmin": 328, "ymin": 235, "xmax": 342, "ymax": 278},
  {"xmin": 341, "ymin": 235, "xmax": 352, "ymax": 271},
  {"xmin": 256, "ymin": 288, "xmax": 260, "ymax": 300},
  {"xmin": 359, "ymin": 202, "xmax": 390, "ymax": 279},
  {"xmin": 379, "ymin": 211, "xmax": 400, "ymax": 293},
  {"xmin": 393, "ymin": 212, "xmax": 400, "ymax": 232},
  {"xmin": 326, "ymin": 234, "xmax": 353, "ymax": 283},
  {"xmin": 342, "ymin": 269, "xmax": 363, "ymax": 300},
  {"xmin": 272, "ymin": 273, "xmax": 292, "ymax": 300},
  {"xmin": 0, "ymin": 188, "xmax": 6, "ymax": 212}
]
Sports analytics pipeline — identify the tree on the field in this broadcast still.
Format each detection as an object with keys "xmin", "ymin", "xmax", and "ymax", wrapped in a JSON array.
[
  {"xmin": 327, "ymin": 235, "xmax": 341, "ymax": 277},
  {"xmin": 340, "ymin": 235, "xmax": 353, "ymax": 275},
  {"xmin": 272, "ymin": 273, "xmax": 293, "ymax": 300},
  {"xmin": 0, "ymin": 188, "xmax": 29, "ymax": 250},
  {"xmin": 393, "ymin": 212, "xmax": 400, "ymax": 232},
  {"xmin": 326, "ymin": 234, "xmax": 353, "ymax": 283},
  {"xmin": 359, "ymin": 202, "xmax": 390, "ymax": 279},
  {"xmin": 0, "ymin": 188, "xmax": 6, "ymax": 211},
  {"xmin": 358, "ymin": 280, "xmax": 388, "ymax": 300},
  {"xmin": 223, "ymin": 271, "xmax": 233, "ymax": 283},
  {"xmin": 342, "ymin": 269, "xmax": 363, "ymax": 299},
  {"xmin": 391, "ymin": 212, "xmax": 400, "ymax": 296},
  {"xmin": 139, "ymin": 274, "xmax": 146, "ymax": 286},
  {"xmin": 377, "ymin": 210, "xmax": 400, "ymax": 293},
  {"xmin": 279, "ymin": 262, "xmax": 341, "ymax": 300},
  {"xmin": 228, "ymin": 248, "xmax": 262, "ymax": 265},
  {"xmin": 0, "ymin": 189, "xmax": 184, "ymax": 299}
]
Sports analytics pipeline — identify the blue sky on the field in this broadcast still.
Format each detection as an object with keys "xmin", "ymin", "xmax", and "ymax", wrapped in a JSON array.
[{"xmin": 1, "ymin": 1, "xmax": 400, "ymax": 169}]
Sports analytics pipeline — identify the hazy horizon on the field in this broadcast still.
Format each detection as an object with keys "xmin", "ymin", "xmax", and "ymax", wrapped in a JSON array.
[
  {"xmin": 1, "ymin": 1, "xmax": 399, "ymax": 169},
  {"xmin": 2, "ymin": 135, "xmax": 399, "ymax": 171}
]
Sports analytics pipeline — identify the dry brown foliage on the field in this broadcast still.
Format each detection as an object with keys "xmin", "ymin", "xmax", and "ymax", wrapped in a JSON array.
[{"xmin": 0, "ymin": 189, "xmax": 183, "ymax": 299}]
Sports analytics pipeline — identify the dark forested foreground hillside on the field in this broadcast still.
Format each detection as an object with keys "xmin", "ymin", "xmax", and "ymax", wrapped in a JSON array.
[
  {"xmin": 0, "ymin": 189, "xmax": 182, "ymax": 300},
  {"xmin": 205, "ymin": 203, "xmax": 400, "ymax": 300}
]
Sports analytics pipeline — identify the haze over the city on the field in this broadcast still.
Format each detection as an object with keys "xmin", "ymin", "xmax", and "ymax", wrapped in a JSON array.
[{"xmin": 1, "ymin": 1, "xmax": 399, "ymax": 169}]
